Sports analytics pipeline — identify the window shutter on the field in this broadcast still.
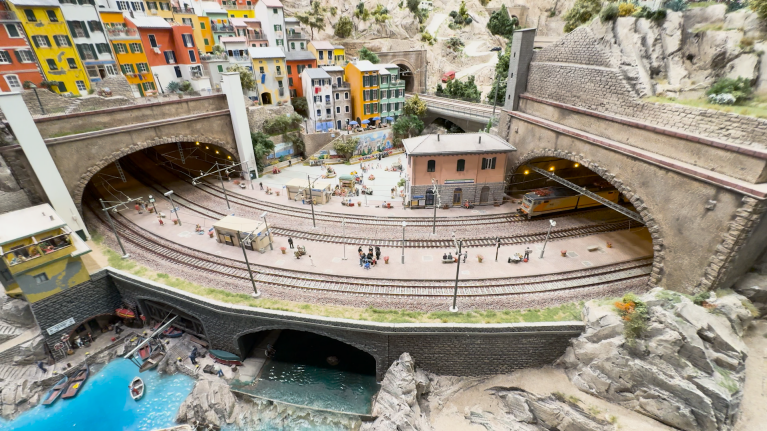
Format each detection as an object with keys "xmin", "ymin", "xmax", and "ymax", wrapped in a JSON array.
[
  {"xmin": 81, "ymin": 21, "xmax": 89, "ymax": 38},
  {"xmin": 76, "ymin": 44, "xmax": 86, "ymax": 60},
  {"xmin": 164, "ymin": 51, "xmax": 171, "ymax": 63},
  {"xmin": 89, "ymin": 44, "xmax": 97, "ymax": 59},
  {"xmin": 67, "ymin": 21, "xmax": 77, "ymax": 37},
  {"xmin": 43, "ymin": 36, "xmax": 51, "ymax": 47},
  {"xmin": 88, "ymin": 21, "xmax": 95, "ymax": 32},
  {"xmin": 65, "ymin": 36, "xmax": 72, "ymax": 47},
  {"xmin": 31, "ymin": 36, "xmax": 39, "ymax": 48},
  {"xmin": 53, "ymin": 36, "xmax": 61, "ymax": 47},
  {"xmin": 13, "ymin": 50, "xmax": 22, "ymax": 63},
  {"xmin": 112, "ymin": 43, "xmax": 119, "ymax": 53}
]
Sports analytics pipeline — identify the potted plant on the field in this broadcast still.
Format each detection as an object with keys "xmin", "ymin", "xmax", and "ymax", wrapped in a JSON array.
[
  {"xmin": 606, "ymin": 242, "xmax": 613, "ymax": 248},
  {"xmin": 280, "ymin": 246, "xmax": 286, "ymax": 254},
  {"xmin": 561, "ymin": 250, "xmax": 567, "ymax": 257},
  {"xmin": 477, "ymin": 254, "xmax": 484, "ymax": 263},
  {"xmin": 208, "ymin": 231, "xmax": 214, "ymax": 238}
]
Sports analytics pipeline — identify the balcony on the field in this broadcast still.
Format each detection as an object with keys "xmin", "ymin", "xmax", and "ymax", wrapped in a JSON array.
[
  {"xmin": 191, "ymin": 71, "xmax": 209, "ymax": 79},
  {"xmin": 332, "ymin": 82, "xmax": 350, "ymax": 90},
  {"xmin": 286, "ymin": 32, "xmax": 304, "ymax": 40},
  {"xmin": 0, "ymin": 10, "xmax": 18, "ymax": 22},
  {"xmin": 278, "ymin": 87, "xmax": 285, "ymax": 97},
  {"xmin": 2, "ymin": 231, "xmax": 73, "ymax": 275},
  {"xmin": 201, "ymin": 53, "xmax": 229, "ymax": 61},
  {"xmin": 247, "ymin": 32, "xmax": 265, "ymax": 41},
  {"xmin": 275, "ymin": 69, "xmax": 283, "ymax": 76},
  {"xmin": 172, "ymin": 6, "xmax": 195, "ymax": 13},
  {"xmin": 324, "ymin": 99, "xmax": 331, "ymax": 106},
  {"xmin": 212, "ymin": 24, "xmax": 234, "ymax": 32},
  {"xmin": 106, "ymin": 28, "xmax": 139, "ymax": 39},
  {"xmin": 275, "ymin": 31, "xmax": 283, "ymax": 38},
  {"xmin": 390, "ymin": 79, "xmax": 405, "ymax": 87},
  {"xmin": 222, "ymin": 3, "xmax": 254, "ymax": 10}
]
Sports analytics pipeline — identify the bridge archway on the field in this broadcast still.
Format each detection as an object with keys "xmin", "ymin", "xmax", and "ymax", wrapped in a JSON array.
[
  {"xmin": 72, "ymin": 135, "xmax": 237, "ymax": 213},
  {"xmin": 510, "ymin": 148, "xmax": 664, "ymax": 285}
]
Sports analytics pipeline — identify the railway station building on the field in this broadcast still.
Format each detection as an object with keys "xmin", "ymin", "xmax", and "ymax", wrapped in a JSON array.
[{"xmin": 403, "ymin": 133, "xmax": 516, "ymax": 208}]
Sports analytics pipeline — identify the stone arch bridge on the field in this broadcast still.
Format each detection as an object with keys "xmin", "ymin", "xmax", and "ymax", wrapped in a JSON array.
[{"xmin": 0, "ymin": 95, "xmax": 237, "ymax": 213}]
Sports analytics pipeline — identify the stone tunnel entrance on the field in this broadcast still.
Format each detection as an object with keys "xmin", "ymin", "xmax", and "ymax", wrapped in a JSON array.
[
  {"xmin": 141, "ymin": 299, "xmax": 207, "ymax": 341},
  {"xmin": 397, "ymin": 63, "xmax": 416, "ymax": 93},
  {"xmin": 234, "ymin": 329, "xmax": 379, "ymax": 414}
]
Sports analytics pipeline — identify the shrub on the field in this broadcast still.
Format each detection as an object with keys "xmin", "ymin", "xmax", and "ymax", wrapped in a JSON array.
[
  {"xmin": 446, "ymin": 37, "xmax": 464, "ymax": 51},
  {"xmin": 692, "ymin": 291, "xmax": 711, "ymax": 305},
  {"xmin": 421, "ymin": 31, "xmax": 435, "ymax": 44},
  {"xmin": 706, "ymin": 77, "xmax": 753, "ymax": 104},
  {"xmin": 634, "ymin": 6, "xmax": 667, "ymax": 22},
  {"xmin": 665, "ymin": 0, "xmax": 687, "ymax": 12},
  {"xmin": 487, "ymin": 5, "xmax": 519, "ymax": 38},
  {"xmin": 449, "ymin": 10, "xmax": 458, "ymax": 18},
  {"xmin": 727, "ymin": 0, "xmax": 745, "ymax": 12},
  {"xmin": 614, "ymin": 293, "xmax": 649, "ymax": 343},
  {"xmin": 334, "ymin": 16, "xmax": 353, "ymax": 38},
  {"xmin": 618, "ymin": 3, "xmax": 636, "ymax": 16},
  {"xmin": 600, "ymin": 3, "xmax": 619, "ymax": 22},
  {"xmin": 564, "ymin": 0, "xmax": 602, "ymax": 32},
  {"xmin": 263, "ymin": 113, "xmax": 303, "ymax": 135},
  {"xmin": 465, "ymin": 16, "xmax": 473, "ymax": 24}
]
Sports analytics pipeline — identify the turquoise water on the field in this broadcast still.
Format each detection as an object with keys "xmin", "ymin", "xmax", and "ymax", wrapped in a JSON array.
[
  {"xmin": 233, "ymin": 330, "xmax": 379, "ymax": 416},
  {"xmin": 0, "ymin": 359, "xmax": 194, "ymax": 431}
]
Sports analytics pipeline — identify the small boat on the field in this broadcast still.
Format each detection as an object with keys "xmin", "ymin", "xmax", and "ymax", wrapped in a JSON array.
[
  {"xmin": 162, "ymin": 327, "xmax": 183, "ymax": 338},
  {"xmin": 209, "ymin": 350, "xmax": 242, "ymax": 366},
  {"xmin": 129, "ymin": 377, "xmax": 144, "ymax": 401},
  {"xmin": 61, "ymin": 365, "xmax": 89, "ymax": 399},
  {"xmin": 137, "ymin": 343, "xmax": 152, "ymax": 361},
  {"xmin": 139, "ymin": 351, "xmax": 165, "ymax": 373},
  {"xmin": 41, "ymin": 375, "xmax": 68, "ymax": 406},
  {"xmin": 115, "ymin": 308, "xmax": 135, "ymax": 319}
]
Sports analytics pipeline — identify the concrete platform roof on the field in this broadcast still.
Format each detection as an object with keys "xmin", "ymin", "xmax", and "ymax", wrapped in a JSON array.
[
  {"xmin": 0, "ymin": 204, "xmax": 65, "ymax": 246},
  {"xmin": 403, "ymin": 133, "xmax": 516, "ymax": 156},
  {"xmin": 213, "ymin": 215, "xmax": 266, "ymax": 233}
]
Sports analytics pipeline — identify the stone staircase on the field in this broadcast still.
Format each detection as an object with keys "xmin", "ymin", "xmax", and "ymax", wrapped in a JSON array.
[{"xmin": 0, "ymin": 322, "xmax": 22, "ymax": 344}]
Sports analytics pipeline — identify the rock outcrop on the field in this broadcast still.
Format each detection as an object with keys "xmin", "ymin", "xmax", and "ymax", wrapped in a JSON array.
[
  {"xmin": 175, "ymin": 376, "xmax": 238, "ymax": 427},
  {"xmin": 0, "ymin": 298, "xmax": 35, "ymax": 328},
  {"xmin": 362, "ymin": 352, "xmax": 433, "ymax": 431},
  {"xmin": 467, "ymin": 387, "xmax": 614, "ymax": 431},
  {"xmin": 12, "ymin": 335, "xmax": 47, "ymax": 366},
  {"xmin": 560, "ymin": 288, "xmax": 753, "ymax": 431},
  {"xmin": 0, "ymin": 379, "xmax": 40, "ymax": 418},
  {"xmin": 733, "ymin": 272, "xmax": 767, "ymax": 317}
]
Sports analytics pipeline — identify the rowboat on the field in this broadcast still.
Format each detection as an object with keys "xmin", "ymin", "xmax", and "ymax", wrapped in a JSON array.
[
  {"xmin": 41, "ymin": 376, "xmax": 68, "ymax": 406},
  {"xmin": 209, "ymin": 350, "xmax": 242, "ymax": 366},
  {"xmin": 61, "ymin": 364, "xmax": 89, "ymax": 399},
  {"xmin": 115, "ymin": 308, "xmax": 135, "ymax": 319},
  {"xmin": 162, "ymin": 327, "xmax": 183, "ymax": 338},
  {"xmin": 139, "ymin": 351, "xmax": 165, "ymax": 373},
  {"xmin": 129, "ymin": 377, "xmax": 144, "ymax": 401}
]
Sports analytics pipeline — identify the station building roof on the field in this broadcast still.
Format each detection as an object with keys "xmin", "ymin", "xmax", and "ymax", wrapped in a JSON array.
[{"xmin": 402, "ymin": 133, "xmax": 516, "ymax": 156}]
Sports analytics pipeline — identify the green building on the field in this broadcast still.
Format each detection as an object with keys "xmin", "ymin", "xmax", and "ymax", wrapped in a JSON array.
[{"xmin": 378, "ymin": 64, "xmax": 405, "ymax": 122}]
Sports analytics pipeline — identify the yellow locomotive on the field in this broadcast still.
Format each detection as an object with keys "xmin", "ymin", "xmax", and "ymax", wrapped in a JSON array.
[{"xmin": 518, "ymin": 186, "xmax": 621, "ymax": 218}]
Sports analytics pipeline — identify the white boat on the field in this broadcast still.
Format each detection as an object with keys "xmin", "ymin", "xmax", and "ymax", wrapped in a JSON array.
[{"xmin": 129, "ymin": 377, "xmax": 144, "ymax": 401}]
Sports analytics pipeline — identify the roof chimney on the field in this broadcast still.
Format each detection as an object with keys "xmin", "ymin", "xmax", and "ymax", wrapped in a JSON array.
[
  {"xmin": 437, "ymin": 134, "xmax": 440, "ymax": 141},
  {"xmin": 479, "ymin": 135, "xmax": 482, "ymax": 144},
  {"xmin": 50, "ymin": 215, "xmax": 54, "ymax": 221}
]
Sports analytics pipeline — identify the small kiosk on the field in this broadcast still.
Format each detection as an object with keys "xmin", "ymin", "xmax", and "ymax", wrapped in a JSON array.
[
  {"xmin": 212, "ymin": 216, "xmax": 271, "ymax": 251},
  {"xmin": 285, "ymin": 178, "xmax": 334, "ymax": 205}
]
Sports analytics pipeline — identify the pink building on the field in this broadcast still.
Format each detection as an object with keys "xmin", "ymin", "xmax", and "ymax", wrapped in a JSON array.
[{"xmin": 402, "ymin": 133, "xmax": 516, "ymax": 207}]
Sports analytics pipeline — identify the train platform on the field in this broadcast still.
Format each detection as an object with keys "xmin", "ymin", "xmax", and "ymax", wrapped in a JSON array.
[{"xmin": 117, "ymin": 205, "xmax": 654, "ymax": 281}]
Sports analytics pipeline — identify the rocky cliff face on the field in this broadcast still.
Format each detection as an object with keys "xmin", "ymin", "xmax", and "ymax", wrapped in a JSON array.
[
  {"xmin": 560, "ymin": 288, "xmax": 754, "ymax": 431},
  {"xmin": 175, "ymin": 376, "xmax": 238, "ymax": 427}
]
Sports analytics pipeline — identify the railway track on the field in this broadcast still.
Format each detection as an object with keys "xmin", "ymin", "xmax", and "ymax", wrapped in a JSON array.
[
  {"xmin": 123, "ymin": 154, "xmax": 640, "ymax": 236},
  {"xmin": 86, "ymin": 201, "xmax": 652, "ymax": 298}
]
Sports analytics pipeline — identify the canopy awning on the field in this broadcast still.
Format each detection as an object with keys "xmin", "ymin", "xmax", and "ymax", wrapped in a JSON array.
[
  {"xmin": 361, "ymin": 119, "xmax": 370, "ymax": 124},
  {"xmin": 372, "ymin": 116, "xmax": 380, "ymax": 121},
  {"xmin": 349, "ymin": 121, "xmax": 358, "ymax": 125}
]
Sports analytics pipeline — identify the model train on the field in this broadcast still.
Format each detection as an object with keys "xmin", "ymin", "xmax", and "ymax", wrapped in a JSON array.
[{"xmin": 518, "ymin": 186, "xmax": 621, "ymax": 218}]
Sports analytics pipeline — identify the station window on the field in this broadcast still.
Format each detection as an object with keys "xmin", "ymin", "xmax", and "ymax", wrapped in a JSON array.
[
  {"xmin": 456, "ymin": 159, "xmax": 465, "ymax": 172},
  {"xmin": 481, "ymin": 157, "xmax": 496, "ymax": 170},
  {"xmin": 427, "ymin": 160, "xmax": 435, "ymax": 172},
  {"xmin": 33, "ymin": 273, "xmax": 49, "ymax": 284}
]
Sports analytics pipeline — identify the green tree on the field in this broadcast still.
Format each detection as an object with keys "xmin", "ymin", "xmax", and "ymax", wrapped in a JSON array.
[
  {"xmin": 372, "ymin": 4, "xmax": 391, "ymax": 23},
  {"xmin": 563, "ymin": 0, "xmax": 601, "ymax": 33},
  {"xmin": 291, "ymin": 96, "xmax": 309, "ymax": 118},
  {"xmin": 333, "ymin": 136, "xmax": 359, "ymax": 159},
  {"xmin": 211, "ymin": 45, "xmax": 224, "ymax": 54},
  {"xmin": 753, "ymin": 0, "xmax": 767, "ymax": 20},
  {"xmin": 295, "ymin": 1, "xmax": 327, "ymax": 39},
  {"xmin": 263, "ymin": 113, "xmax": 303, "ymax": 135},
  {"xmin": 487, "ymin": 5, "xmax": 519, "ymax": 39},
  {"xmin": 440, "ymin": 76, "xmax": 481, "ymax": 103},
  {"xmin": 226, "ymin": 64, "xmax": 256, "ymax": 91},
  {"xmin": 487, "ymin": 42, "xmax": 511, "ymax": 104},
  {"xmin": 252, "ymin": 132, "xmax": 276, "ymax": 172},
  {"xmin": 403, "ymin": 94, "xmax": 427, "ymax": 117},
  {"xmin": 334, "ymin": 16, "xmax": 353, "ymax": 38},
  {"xmin": 392, "ymin": 115, "xmax": 425, "ymax": 145},
  {"xmin": 286, "ymin": 131, "xmax": 306, "ymax": 157},
  {"xmin": 358, "ymin": 46, "xmax": 380, "ymax": 63}
]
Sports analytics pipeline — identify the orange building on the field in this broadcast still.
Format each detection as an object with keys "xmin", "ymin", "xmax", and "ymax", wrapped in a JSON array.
[
  {"xmin": 344, "ymin": 60, "xmax": 380, "ymax": 124},
  {"xmin": 0, "ymin": 4, "xmax": 42, "ymax": 91},
  {"xmin": 100, "ymin": 10, "xmax": 154, "ymax": 97},
  {"xmin": 285, "ymin": 49, "xmax": 314, "ymax": 98},
  {"xmin": 126, "ymin": 16, "xmax": 210, "ymax": 93},
  {"xmin": 402, "ymin": 133, "xmax": 516, "ymax": 207}
]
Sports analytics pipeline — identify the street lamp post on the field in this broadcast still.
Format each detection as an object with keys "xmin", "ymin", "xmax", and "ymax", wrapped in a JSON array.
[
  {"xmin": 495, "ymin": 237, "xmax": 501, "ymax": 262},
  {"xmin": 432, "ymin": 184, "xmax": 438, "ymax": 234},
  {"xmin": 539, "ymin": 220, "xmax": 556, "ymax": 258},
  {"xmin": 164, "ymin": 190, "xmax": 181, "ymax": 226},
  {"xmin": 490, "ymin": 47, "xmax": 503, "ymax": 126},
  {"xmin": 307, "ymin": 174, "xmax": 316, "ymax": 228},
  {"xmin": 260, "ymin": 212, "xmax": 274, "ymax": 250},
  {"xmin": 154, "ymin": 74, "xmax": 164, "ymax": 94},
  {"xmin": 99, "ymin": 198, "xmax": 129, "ymax": 258},
  {"xmin": 401, "ymin": 221, "xmax": 406, "ymax": 264},
  {"xmin": 450, "ymin": 239, "xmax": 463, "ymax": 312},
  {"xmin": 237, "ymin": 230, "xmax": 261, "ymax": 298},
  {"xmin": 216, "ymin": 162, "xmax": 231, "ymax": 210},
  {"xmin": 148, "ymin": 194, "xmax": 158, "ymax": 215}
]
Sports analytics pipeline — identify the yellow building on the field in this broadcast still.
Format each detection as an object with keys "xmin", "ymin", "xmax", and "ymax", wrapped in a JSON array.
[
  {"xmin": 145, "ymin": 1, "xmax": 174, "ymax": 19},
  {"xmin": 198, "ymin": 16, "xmax": 214, "ymax": 53},
  {"xmin": 225, "ymin": 9, "xmax": 255, "ymax": 19},
  {"xmin": 100, "ymin": 10, "xmax": 154, "ymax": 97},
  {"xmin": 249, "ymin": 46, "xmax": 288, "ymax": 105},
  {"xmin": 8, "ymin": 0, "xmax": 90, "ymax": 95},
  {"xmin": 332, "ymin": 45, "xmax": 346, "ymax": 66},
  {"xmin": 222, "ymin": 1, "xmax": 255, "ymax": 19},
  {"xmin": 0, "ymin": 204, "xmax": 91, "ymax": 303},
  {"xmin": 344, "ymin": 60, "xmax": 380, "ymax": 124}
]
